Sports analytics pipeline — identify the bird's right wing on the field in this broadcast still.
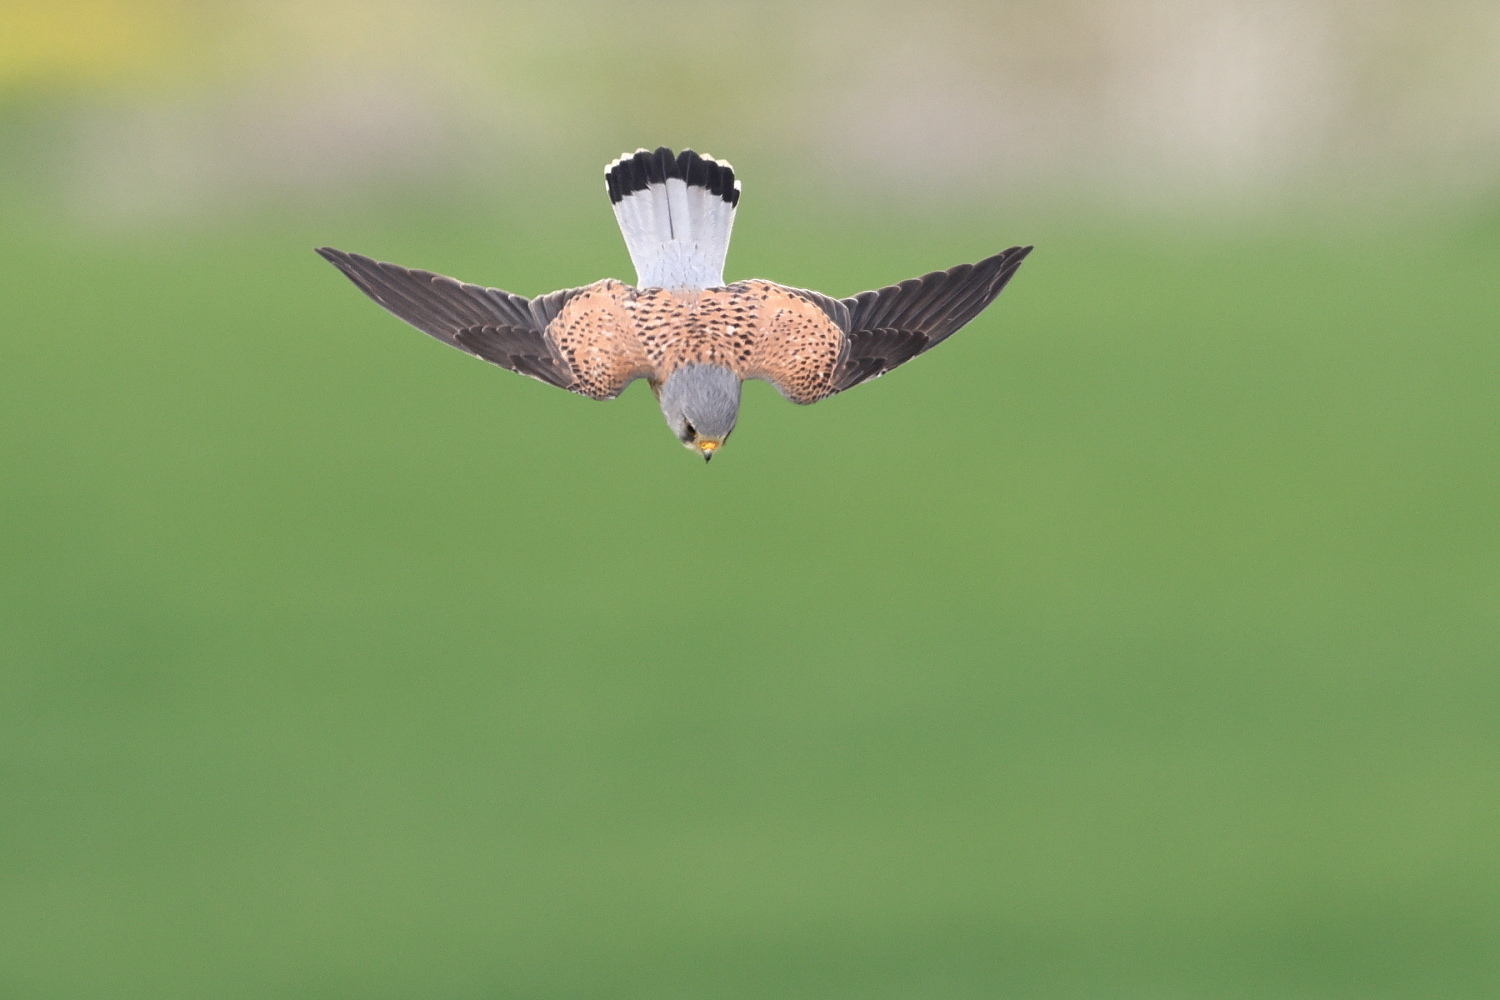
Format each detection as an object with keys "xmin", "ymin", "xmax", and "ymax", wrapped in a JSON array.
[{"xmin": 317, "ymin": 248, "xmax": 651, "ymax": 399}]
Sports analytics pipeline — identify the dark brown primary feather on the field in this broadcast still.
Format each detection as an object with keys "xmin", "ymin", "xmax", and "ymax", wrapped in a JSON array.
[
  {"xmin": 786, "ymin": 245, "xmax": 1033, "ymax": 397},
  {"xmin": 315, "ymin": 247, "xmax": 582, "ymax": 390}
]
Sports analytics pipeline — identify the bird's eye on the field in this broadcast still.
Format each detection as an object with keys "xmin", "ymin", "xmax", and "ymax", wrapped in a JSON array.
[{"xmin": 682, "ymin": 421, "xmax": 696, "ymax": 441}]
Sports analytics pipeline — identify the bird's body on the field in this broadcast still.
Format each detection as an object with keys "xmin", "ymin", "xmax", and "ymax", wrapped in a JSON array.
[{"xmin": 319, "ymin": 147, "xmax": 1031, "ymax": 460}]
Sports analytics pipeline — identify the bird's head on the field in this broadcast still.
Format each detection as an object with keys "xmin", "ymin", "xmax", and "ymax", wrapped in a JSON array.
[{"xmin": 658, "ymin": 364, "xmax": 741, "ymax": 462}]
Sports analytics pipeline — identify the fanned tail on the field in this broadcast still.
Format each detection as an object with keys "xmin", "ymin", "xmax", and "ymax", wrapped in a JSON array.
[{"xmin": 605, "ymin": 147, "xmax": 740, "ymax": 290}]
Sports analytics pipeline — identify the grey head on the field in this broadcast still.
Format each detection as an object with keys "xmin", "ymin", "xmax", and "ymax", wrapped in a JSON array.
[{"xmin": 657, "ymin": 363, "xmax": 741, "ymax": 461}]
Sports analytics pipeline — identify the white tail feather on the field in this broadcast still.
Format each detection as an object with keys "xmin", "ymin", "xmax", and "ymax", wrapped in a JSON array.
[{"xmin": 605, "ymin": 148, "xmax": 740, "ymax": 290}]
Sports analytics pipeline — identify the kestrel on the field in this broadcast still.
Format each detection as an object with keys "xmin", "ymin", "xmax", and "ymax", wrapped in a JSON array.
[{"xmin": 318, "ymin": 147, "xmax": 1031, "ymax": 461}]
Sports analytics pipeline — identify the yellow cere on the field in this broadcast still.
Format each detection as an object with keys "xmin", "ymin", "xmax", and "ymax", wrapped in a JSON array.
[{"xmin": 698, "ymin": 440, "xmax": 720, "ymax": 453}]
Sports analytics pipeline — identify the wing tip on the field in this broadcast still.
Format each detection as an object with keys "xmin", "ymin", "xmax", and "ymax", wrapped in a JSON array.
[
  {"xmin": 978, "ymin": 244, "xmax": 1033, "ymax": 270},
  {"xmin": 315, "ymin": 246, "xmax": 376, "ymax": 276},
  {"xmin": 988, "ymin": 244, "xmax": 1033, "ymax": 291}
]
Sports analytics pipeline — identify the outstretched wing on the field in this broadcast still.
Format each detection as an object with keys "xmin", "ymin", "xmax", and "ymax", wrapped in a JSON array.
[
  {"xmin": 316, "ymin": 248, "xmax": 650, "ymax": 399},
  {"xmin": 755, "ymin": 245, "xmax": 1032, "ymax": 402},
  {"xmin": 827, "ymin": 245, "xmax": 1032, "ymax": 395}
]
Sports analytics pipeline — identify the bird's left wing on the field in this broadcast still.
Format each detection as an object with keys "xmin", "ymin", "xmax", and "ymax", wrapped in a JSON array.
[
  {"xmin": 749, "ymin": 245, "xmax": 1032, "ymax": 403},
  {"xmin": 317, "ymin": 248, "xmax": 650, "ymax": 399}
]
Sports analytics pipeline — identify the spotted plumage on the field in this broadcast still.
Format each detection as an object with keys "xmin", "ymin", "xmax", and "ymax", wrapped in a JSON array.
[{"xmin": 318, "ymin": 147, "xmax": 1032, "ymax": 460}]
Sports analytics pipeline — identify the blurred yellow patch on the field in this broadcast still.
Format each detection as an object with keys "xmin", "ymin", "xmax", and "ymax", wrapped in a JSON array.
[{"xmin": 0, "ymin": 0, "xmax": 187, "ymax": 90}]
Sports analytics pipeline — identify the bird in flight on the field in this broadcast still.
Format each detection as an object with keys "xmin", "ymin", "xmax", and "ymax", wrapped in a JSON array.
[{"xmin": 318, "ymin": 147, "xmax": 1031, "ymax": 461}]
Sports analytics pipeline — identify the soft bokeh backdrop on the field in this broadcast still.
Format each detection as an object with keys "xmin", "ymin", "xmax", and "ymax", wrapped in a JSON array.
[{"xmin": 2, "ymin": 2, "xmax": 1498, "ymax": 998}]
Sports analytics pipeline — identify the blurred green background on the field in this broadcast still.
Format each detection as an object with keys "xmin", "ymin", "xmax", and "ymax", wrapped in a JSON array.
[{"xmin": 3, "ymin": 2, "xmax": 1498, "ymax": 998}]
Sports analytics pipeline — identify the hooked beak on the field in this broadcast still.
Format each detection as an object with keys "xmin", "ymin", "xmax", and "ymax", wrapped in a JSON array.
[{"xmin": 697, "ymin": 439, "xmax": 721, "ymax": 462}]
